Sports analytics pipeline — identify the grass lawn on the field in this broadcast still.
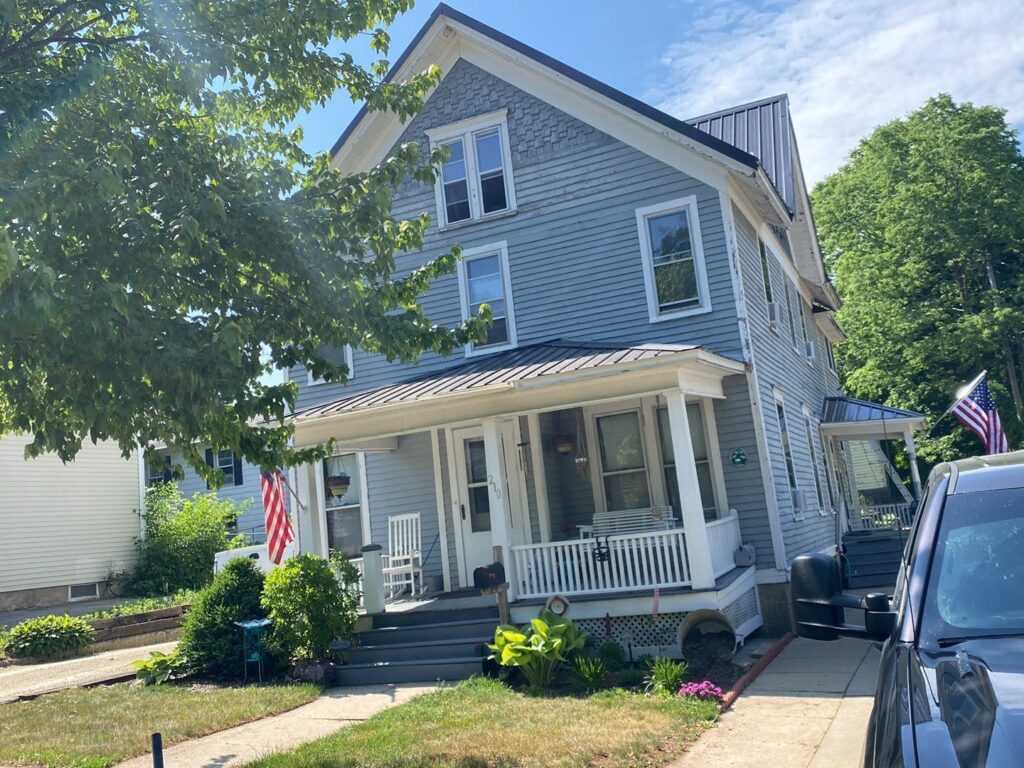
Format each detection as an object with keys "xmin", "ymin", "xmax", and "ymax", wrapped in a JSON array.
[
  {"xmin": 0, "ymin": 681, "xmax": 320, "ymax": 768},
  {"xmin": 248, "ymin": 677, "xmax": 720, "ymax": 768}
]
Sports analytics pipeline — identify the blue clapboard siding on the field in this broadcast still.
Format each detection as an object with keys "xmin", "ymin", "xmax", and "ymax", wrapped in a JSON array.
[
  {"xmin": 732, "ymin": 206, "xmax": 842, "ymax": 564},
  {"xmin": 291, "ymin": 59, "xmax": 743, "ymax": 412},
  {"xmin": 364, "ymin": 432, "xmax": 443, "ymax": 586},
  {"xmin": 714, "ymin": 375, "xmax": 777, "ymax": 570},
  {"xmin": 152, "ymin": 449, "xmax": 266, "ymax": 535}
]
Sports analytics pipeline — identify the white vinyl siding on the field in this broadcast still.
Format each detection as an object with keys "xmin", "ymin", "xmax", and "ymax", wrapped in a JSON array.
[{"xmin": 0, "ymin": 435, "xmax": 141, "ymax": 594}]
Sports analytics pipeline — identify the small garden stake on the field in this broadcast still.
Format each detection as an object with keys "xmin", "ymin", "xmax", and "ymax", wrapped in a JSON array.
[{"xmin": 151, "ymin": 733, "xmax": 164, "ymax": 768}]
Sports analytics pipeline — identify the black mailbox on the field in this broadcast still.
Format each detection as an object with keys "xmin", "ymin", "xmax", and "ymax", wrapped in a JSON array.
[{"xmin": 473, "ymin": 561, "xmax": 506, "ymax": 591}]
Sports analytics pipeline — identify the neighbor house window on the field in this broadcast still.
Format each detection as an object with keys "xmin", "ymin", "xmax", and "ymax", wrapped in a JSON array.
[
  {"xmin": 803, "ymin": 409, "xmax": 826, "ymax": 513},
  {"xmin": 307, "ymin": 345, "xmax": 354, "ymax": 386},
  {"xmin": 427, "ymin": 109, "xmax": 516, "ymax": 228},
  {"xmin": 758, "ymin": 238, "xmax": 774, "ymax": 304},
  {"xmin": 785, "ymin": 282, "xmax": 799, "ymax": 347},
  {"xmin": 457, "ymin": 241, "xmax": 517, "ymax": 355},
  {"xmin": 798, "ymin": 295, "xmax": 811, "ymax": 353},
  {"xmin": 635, "ymin": 196, "xmax": 710, "ymax": 322},
  {"xmin": 146, "ymin": 454, "xmax": 172, "ymax": 487},
  {"xmin": 205, "ymin": 448, "xmax": 242, "ymax": 487},
  {"xmin": 657, "ymin": 404, "xmax": 719, "ymax": 522},
  {"xmin": 322, "ymin": 453, "xmax": 366, "ymax": 558},
  {"xmin": 775, "ymin": 396, "xmax": 802, "ymax": 515},
  {"xmin": 595, "ymin": 410, "xmax": 651, "ymax": 512}
]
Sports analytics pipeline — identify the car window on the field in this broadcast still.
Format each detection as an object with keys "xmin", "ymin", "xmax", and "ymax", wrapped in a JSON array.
[
  {"xmin": 891, "ymin": 484, "xmax": 932, "ymax": 611},
  {"xmin": 919, "ymin": 487, "xmax": 1024, "ymax": 649}
]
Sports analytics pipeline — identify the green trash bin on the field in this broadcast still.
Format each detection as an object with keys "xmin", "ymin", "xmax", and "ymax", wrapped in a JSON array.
[{"xmin": 234, "ymin": 618, "xmax": 272, "ymax": 683}]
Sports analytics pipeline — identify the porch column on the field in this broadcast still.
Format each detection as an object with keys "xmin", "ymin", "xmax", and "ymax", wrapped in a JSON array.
[
  {"xmin": 903, "ymin": 427, "xmax": 923, "ymax": 500},
  {"xmin": 291, "ymin": 462, "xmax": 316, "ymax": 555},
  {"xmin": 482, "ymin": 418, "xmax": 517, "ymax": 600},
  {"xmin": 664, "ymin": 388, "xmax": 716, "ymax": 590}
]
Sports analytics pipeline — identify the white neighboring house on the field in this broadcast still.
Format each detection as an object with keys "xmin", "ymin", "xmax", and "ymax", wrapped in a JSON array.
[{"xmin": 0, "ymin": 434, "xmax": 143, "ymax": 611}]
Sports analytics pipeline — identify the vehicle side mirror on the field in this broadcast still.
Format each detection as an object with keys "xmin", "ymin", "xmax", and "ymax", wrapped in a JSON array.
[{"xmin": 791, "ymin": 553, "xmax": 896, "ymax": 642}]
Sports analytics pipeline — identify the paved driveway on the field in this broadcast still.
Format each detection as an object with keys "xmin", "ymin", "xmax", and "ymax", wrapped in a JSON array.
[{"xmin": 672, "ymin": 636, "xmax": 880, "ymax": 768}]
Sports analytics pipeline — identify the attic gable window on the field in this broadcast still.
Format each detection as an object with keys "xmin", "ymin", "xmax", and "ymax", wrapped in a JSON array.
[
  {"xmin": 635, "ymin": 196, "xmax": 711, "ymax": 323},
  {"xmin": 427, "ymin": 109, "xmax": 517, "ymax": 229}
]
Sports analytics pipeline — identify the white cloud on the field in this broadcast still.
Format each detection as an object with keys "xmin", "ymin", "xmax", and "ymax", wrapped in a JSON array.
[{"xmin": 651, "ymin": 0, "xmax": 1024, "ymax": 185}]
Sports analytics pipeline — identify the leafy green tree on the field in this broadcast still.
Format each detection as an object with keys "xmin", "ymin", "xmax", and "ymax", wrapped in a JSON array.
[
  {"xmin": 0, "ymin": 1, "xmax": 486, "ymax": 478},
  {"xmin": 813, "ymin": 95, "xmax": 1024, "ymax": 462}
]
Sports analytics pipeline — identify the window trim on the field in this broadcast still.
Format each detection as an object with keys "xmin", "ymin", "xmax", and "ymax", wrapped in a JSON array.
[
  {"xmin": 456, "ymin": 241, "xmax": 518, "ymax": 357},
  {"xmin": 307, "ymin": 345, "xmax": 354, "ymax": 387},
  {"xmin": 205, "ymin": 447, "xmax": 242, "ymax": 488},
  {"xmin": 758, "ymin": 237, "xmax": 774, "ymax": 305},
  {"xmin": 774, "ymin": 390, "xmax": 804, "ymax": 520},
  {"xmin": 585, "ymin": 405, "xmax": 654, "ymax": 515},
  {"xmin": 315, "ymin": 451, "xmax": 370, "ymax": 558},
  {"xmin": 146, "ymin": 454, "xmax": 172, "ymax": 487},
  {"xmin": 824, "ymin": 336, "xmax": 838, "ymax": 375},
  {"xmin": 635, "ymin": 195, "xmax": 712, "ymax": 323},
  {"xmin": 426, "ymin": 109, "xmax": 517, "ymax": 230}
]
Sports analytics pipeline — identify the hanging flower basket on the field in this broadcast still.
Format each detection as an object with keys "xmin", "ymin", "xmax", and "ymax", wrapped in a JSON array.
[{"xmin": 326, "ymin": 473, "xmax": 351, "ymax": 499}]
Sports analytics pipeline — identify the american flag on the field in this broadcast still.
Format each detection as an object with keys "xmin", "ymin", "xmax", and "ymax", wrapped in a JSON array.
[
  {"xmin": 952, "ymin": 373, "xmax": 1010, "ymax": 455},
  {"xmin": 261, "ymin": 470, "xmax": 294, "ymax": 565}
]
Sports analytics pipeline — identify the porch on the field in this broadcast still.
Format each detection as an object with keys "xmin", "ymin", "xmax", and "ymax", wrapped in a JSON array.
[{"xmin": 290, "ymin": 340, "xmax": 756, "ymax": 621}]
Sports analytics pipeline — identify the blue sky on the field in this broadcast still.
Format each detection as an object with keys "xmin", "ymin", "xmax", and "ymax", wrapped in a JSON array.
[{"xmin": 295, "ymin": 0, "xmax": 1023, "ymax": 187}]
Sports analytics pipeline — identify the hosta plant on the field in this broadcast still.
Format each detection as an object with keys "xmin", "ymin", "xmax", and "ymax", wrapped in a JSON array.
[
  {"xmin": 5, "ymin": 615, "xmax": 95, "ymax": 660},
  {"xmin": 134, "ymin": 650, "xmax": 191, "ymax": 686},
  {"xmin": 489, "ymin": 611, "xmax": 586, "ymax": 692}
]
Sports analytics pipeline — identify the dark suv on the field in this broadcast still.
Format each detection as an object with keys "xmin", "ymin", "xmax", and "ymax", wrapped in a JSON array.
[{"xmin": 791, "ymin": 452, "xmax": 1024, "ymax": 767}]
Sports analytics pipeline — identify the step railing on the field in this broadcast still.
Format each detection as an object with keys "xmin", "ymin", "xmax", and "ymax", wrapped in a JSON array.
[
  {"xmin": 511, "ymin": 528, "xmax": 691, "ymax": 600},
  {"xmin": 852, "ymin": 502, "xmax": 915, "ymax": 531}
]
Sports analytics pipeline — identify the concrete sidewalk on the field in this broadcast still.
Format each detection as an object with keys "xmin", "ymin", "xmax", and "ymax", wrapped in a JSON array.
[
  {"xmin": 115, "ymin": 683, "xmax": 436, "ymax": 768},
  {"xmin": 0, "ymin": 641, "xmax": 176, "ymax": 702},
  {"xmin": 671, "ymin": 636, "xmax": 879, "ymax": 768}
]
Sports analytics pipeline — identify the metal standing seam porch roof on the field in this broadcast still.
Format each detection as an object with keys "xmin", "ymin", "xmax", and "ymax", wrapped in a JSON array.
[
  {"xmin": 294, "ymin": 340, "xmax": 720, "ymax": 422},
  {"xmin": 821, "ymin": 396, "xmax": 926, "ymax": 430}
]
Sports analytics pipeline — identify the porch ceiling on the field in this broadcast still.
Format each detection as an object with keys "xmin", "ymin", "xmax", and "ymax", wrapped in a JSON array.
[
  {"xmin": 292, "ymin": 340, "xmax": 745, "ymax": 446},
  {"xmin": 820, "ymin": 396, "xmax": 926, "ymax": 439}
]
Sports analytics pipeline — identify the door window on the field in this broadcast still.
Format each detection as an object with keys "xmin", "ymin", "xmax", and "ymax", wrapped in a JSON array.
[{"xmin": 464, "ymin": 439, "xmax": 492, "ymax": 532}]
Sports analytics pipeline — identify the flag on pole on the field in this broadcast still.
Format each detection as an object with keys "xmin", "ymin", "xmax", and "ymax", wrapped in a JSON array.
[
  {"xmin": 951, "ymin": 372, "xmax": 1010, "ymax": 454},
  {"xmin": 261, "ymin": 470, "xmax": 294, "ymax": 564}
]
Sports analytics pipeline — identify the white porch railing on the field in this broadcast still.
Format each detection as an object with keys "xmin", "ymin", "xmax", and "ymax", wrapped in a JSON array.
[
  {"xmin": 851, "ymin": 503, "xmax": 915, "ymax": 531},
  {"xmin": 511, "ymin": 528, "xmax": 691, "ymax": 600},
  {"xmin": 706, "ymin": 513, "xmax": 741, "ymax": 578}
]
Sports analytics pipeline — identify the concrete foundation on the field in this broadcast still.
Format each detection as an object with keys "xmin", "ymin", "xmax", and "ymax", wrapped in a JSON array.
[{"xmin": 0, "ymin": 580, "xmax": 117, "ymax": 613}]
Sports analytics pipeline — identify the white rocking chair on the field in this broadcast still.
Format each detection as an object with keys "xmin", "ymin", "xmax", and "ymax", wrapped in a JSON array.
[{"xmin": 382, "ymin": 513, "xmax": 423, "ymax": 599}]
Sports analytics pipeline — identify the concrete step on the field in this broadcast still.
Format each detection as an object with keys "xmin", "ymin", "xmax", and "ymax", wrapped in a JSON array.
[
  {"xmin": 349, "ymin": 636, "xmax": 491, "ymax": 664},
  {"xmin": 332, "ymin": 656, "xmax": 484, "ymax": 686},
  {"xmin": 359, "ymin": 617, "xmax": 498, "ymax": 646},
  {"xmin": 372, "ymin": 606, "xmax": 498, "ymax": 629}
]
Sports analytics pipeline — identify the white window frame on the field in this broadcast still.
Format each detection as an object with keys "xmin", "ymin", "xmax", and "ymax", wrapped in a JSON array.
[
  {"xmin": 774, "ymin": 390, "xmax": 804, "ymax": 521},
  {"xmin": 426, "ymin": 108, "xmax": 517, "ymax": 230},
  {"xmin": 68, "ymin": 582, "xmax": 100, "ymax": 602},
  {"xmin": 456, "ymin": 241, "xmax": 518, "ymax": 357},
  {"xmin": 307, "ymin": 345, "xmax": 354, "ymax": 387},
  {"xmin": 315, "ymin": 451, "xmax": 371, "ymax": 559},
  {"xmin": 802, "ymin": 405, "xmax": 828, "ymax": 515},
  {"xmin": 583, "ymin": 403, "xmax": 654, "ymax": 516},
  {"xmin": 146, "ymin": 453, "xmax": 172, "ymax": 487},
  {"xmin": 824, "ymin": 336, "xmax": 837, "ymax": 375},
  {"xmin": 635, "ymin": 195, "xmax": 711, "ymax": 323}
]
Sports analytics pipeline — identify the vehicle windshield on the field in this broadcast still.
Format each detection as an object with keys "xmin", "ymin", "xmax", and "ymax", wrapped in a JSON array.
[{"xmin": 920, "ymin": 487, "xmax": 1024, "ymax": 649}]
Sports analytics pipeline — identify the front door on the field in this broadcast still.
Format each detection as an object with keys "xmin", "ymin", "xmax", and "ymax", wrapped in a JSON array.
[{"xmin": 454, "ymin": 427, "xmax": 495, "ymax": 577}]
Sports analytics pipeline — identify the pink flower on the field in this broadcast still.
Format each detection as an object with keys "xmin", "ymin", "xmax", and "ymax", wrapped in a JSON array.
[{"xmin": 678, "ymin": 680, "xmax": 723, "ymax": 700}]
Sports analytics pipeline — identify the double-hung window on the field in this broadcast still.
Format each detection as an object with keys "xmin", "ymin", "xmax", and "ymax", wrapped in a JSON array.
[
  {"xmin": 758, "ymin": 238, "xmax": 774, "ymax": 304},
  {"xmin": 656, "ymin": 404, "xmax": 720, "ymax": 522},
  {"xmin": 595, "ymin": 410, "xmax": 652, "ymax": 512},
  {"xmin": 457, "ymin": 242, "xmax": 517, "ymax": 355},
  {"xmin": 803, "ymin": 409, "xmax": 826, "ymax": 513},
  {"xmin": 205, "ymin": 448, "xmax": 242, "ymax": 487},
  {"xmin": 636, "ymin": 196, "xmax": 710, "ymax": 322},
  {"xmin": 775, "ymin": 395, "xmax": 802, "ymax": 516},
  {"xmin": 307, "ymin": 345, "xmax": 354, "ymax": 386},
  {"xmin": 146, "ymin": 454, "xmax": 172, "ymax": 487},
  {"xmin": 825, "ymin": 337, "xmax": 837, "ymax": 374},
  {"xmin": 427, "ymin": 109, "xmax": 516, "ymax": 228},
  {"xmin": 322, "ymin": 453, "xmax": 367, "ymax": 558}
]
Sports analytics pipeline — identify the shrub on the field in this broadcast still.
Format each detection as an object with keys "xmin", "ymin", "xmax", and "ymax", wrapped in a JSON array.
[
  {"xmin": 130, "ymin": 483, "xmax": 246, "ymax": 596},
  {"xmin": 572, "ymin": 655, "xmax": 609, "ymax": 691},
  {"xmin": 134, "ymin": 649, "xmax": 190, "ymax": 685},
  {"xmin": 177, "ymin": 557, "xmax": 267, "ymax": 679},
  {"xmin": 644, "ymin": 657, "xmax": 689, "ymax": 696},
  {"xmin": 679, "ymin": 680, "xmax": 724, "ymax": 701},
  {"xmin": 489, "ymin": 611, "xmax": 586, "ymax": 692},
  {"xmin": 5, "ymin": 615, "xmax": 95, "ymax": 660},
  {"xmin": 80, "ymin": 590, "xmax": 197, "ymax": 621},
  {"xmin": 262, "ymin": 553, "xmax": 359, "ymax": 662},
  {"xmin": 597, "ymin": 640, "xmax": 627, "ymax": 671}
]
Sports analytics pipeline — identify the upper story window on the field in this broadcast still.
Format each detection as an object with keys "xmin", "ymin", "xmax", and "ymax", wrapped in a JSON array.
[
  {"xmin": 635, "ymin": 196, "xmax": 710, "ymax": 323},
  {"xmin": 427, "ymin": 109, "xmax": 517, "ymax": 229},
  {"xmin": 146, "ymin": 454, "xmax": 172, "ymax": 487},
  {"xmin": 457, "ymin": 241, "xmax": 517, "ymax": 356},
  {"xmin": 205, "ymin": 448, "xmax": 242, "ymax": 487},
  {"xmin": 308, "ymin": 345, "xmax": 354, "ymax": 387},
  {"xmin": 758, "ymin": 238, "xmax": 774, "ymax": 304},
  {"xmin": 774, "ymin": 393, "xmax": 803, "ymax": 517},
  {"xmin": 824, "ymin": 336, "xmax": 837, "ymax": 374},
  {"xmin": 802, "ymin": 407, "xmax": 826, "ymax": 513},
  {"xmin": 785, "ymin": 281, "xmax": 799, "ymax": 347}
]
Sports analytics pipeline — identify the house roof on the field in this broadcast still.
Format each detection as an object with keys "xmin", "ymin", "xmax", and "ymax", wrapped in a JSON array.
[
  {"xmin": 294, "ymin": 340, "xmax": 707, "ymax": 422},
  {"xmin": 821, "ymin": 396, "xmax": 924, "ymax": 425},
  {"xmin": 330, "ymin": 4, "xmax": 759, "ymax": 174},
  {"xmin": 687, "ymin": 94, "xmax": 795, "ymax": 211}
]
